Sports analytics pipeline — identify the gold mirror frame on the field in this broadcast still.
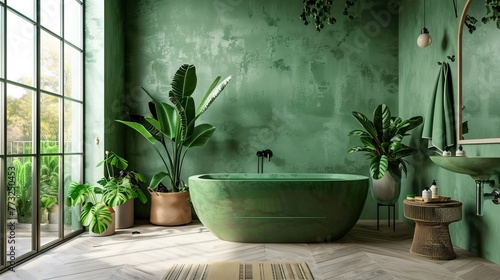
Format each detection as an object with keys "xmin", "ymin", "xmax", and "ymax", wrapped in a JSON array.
[{"xmin": 457, "ymin": 0, "xmax": 500, "ymax": 144}]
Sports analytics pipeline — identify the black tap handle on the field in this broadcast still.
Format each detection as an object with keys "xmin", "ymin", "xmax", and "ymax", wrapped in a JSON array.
[{"xmin": 264, "ymin": 149, "xmax": 273, "ymax": 161}]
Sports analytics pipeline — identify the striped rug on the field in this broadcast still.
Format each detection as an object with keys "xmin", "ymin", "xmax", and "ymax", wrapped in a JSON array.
[{"xmin": 163, "ymin": 261, "xmax": 314, "ymax": 280}]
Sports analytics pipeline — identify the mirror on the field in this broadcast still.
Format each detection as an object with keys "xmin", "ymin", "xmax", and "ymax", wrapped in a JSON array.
[{"xmin": 458, "ymin": 0, "xmax": 500, "ymax": 144}]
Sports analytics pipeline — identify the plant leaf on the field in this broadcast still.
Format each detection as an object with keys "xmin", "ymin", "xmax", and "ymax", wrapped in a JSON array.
[
  {"xmin": 116, "ymin": 120, "xmax": 158, "ymax": 144},
  {"xmin": 184, "ymin": 124, "xmax": 216, "ymax": 148},
  {"xmin": 150, "ymin": 171, "xmax": 171, "ymax": 190},
  {"xmin": 370, "ymin": 155, "xmax": 388, "ymax": 180},
  {"xmin": 154, "ymin": 102, "xmax": 178, "ymax": 140},
  {"xmin": 170, "ymin": 64, "xmax": 197, "ymax": 98},
  {"xmin": 351, "ymin": 111, "xmax": 377, "ymax": 140},
  {"xmin": 88, "ymin": 204, "xmax": 112, "ymax": 234},
  {"xmin": 373, "ymin": 104, "xmax": 391, "ymax": 142},
  {"xmin": 347, "ymin": 129, "xmax": 370, "ymax": 137},
  {"xmin": 196, "ymin": 75, "xmax": 232, "ymax": 116}
]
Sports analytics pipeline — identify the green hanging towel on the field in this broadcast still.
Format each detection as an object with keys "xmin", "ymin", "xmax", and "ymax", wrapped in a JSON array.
[{"xmin": 422, "ymin": 62, "xmax": 455, "ymax": 153}]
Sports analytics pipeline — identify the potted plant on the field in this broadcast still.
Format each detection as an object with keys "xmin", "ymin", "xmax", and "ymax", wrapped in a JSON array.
[
  {"xmin": 40, "ymin": 155, "xmax": 59, "ymax": 225},
  {"xmin": 66, "ymin": 181, "xmax": 115, "ymax": 236},
  {"xmin": 347, "ymin": 104, "xmax": 423, "ymax": 204},
  {"xmin": 117, "ymin": 63, "xmax": 231, "ymax": 226},
  {"xmin": 96, "ymin": 151, "xmax": 148, "ymax": 228},
  {"xmin": 13, "ymin": 159, "xmax": 33, "ymax": 224},
  {"xmin": 66, "ymin": 151, "xmax": 148, "ymax": 235}
]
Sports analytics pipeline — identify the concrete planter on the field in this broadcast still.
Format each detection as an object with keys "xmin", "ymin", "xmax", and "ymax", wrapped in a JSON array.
[
  {"xmin": 113, "ymin": 199, "xmax": 134, "ymax": 229},
  {"xmin": 371, "ymin": 172, "xmax": 401, "ymax": 204}
]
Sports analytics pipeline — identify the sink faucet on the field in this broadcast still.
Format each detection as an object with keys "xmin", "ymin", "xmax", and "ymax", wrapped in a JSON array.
[
  {"xmin": 476, "ymin": 179, "xmax": 500, "ymax": 216},
  {"xmin": 256, "ymin": 149, "xmax": 273, "ymax": 173}
]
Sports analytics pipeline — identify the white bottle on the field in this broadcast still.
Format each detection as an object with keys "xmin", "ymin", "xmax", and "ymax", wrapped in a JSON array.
[
  {"xmin": 430, "ymin": 180, "xmax": 439, "ymax": 198},
  {"xmin": 422, "ymin": 187, "xmax": 432, "ymax": 201},
  {"xmin": 442, "ymin": 148, "xmax": 451, "ymax": 156},
  {"xmin": 456, "ymin": 145, "xmax": 466, "ymax": 156}
]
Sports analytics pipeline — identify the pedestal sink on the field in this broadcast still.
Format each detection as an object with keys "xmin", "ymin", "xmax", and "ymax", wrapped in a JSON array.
[
  {"xmin": 429, "ymin": 156, "xmax": 500, "ymax": 216},
  {"xmin": 429, "ymin": 156, "xmax": 500, "ymax": 180}
]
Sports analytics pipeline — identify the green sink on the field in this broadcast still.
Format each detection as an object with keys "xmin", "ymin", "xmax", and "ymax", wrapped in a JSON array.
[{"xmin": 429, "ymin": 156, "xmax": 500, "ymax": 180}]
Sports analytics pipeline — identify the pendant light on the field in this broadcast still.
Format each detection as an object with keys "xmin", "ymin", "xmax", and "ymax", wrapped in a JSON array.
[{"xmin": 417, "ymin": 0, "xmax": 432, "ymax": 48}]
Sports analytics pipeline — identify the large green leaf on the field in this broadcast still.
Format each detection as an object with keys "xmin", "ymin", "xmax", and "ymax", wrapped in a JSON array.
[
  {"xmin": 169, "ymin": 95, "xmax": 195, "ymax": 140},
  {"xmin": 370, "ymin": 155, "xmax": 388, "ymax": 180},
  {"xmin": 101, "ymin": 179, "xmax": 134, "ymax": 207},
  {"xmin": 116, "ymin": 120, "xmax": 158, "ymax": 144},
  {"xmin": 351, "ymin": 111, "xmax": 377, "ymax": 140},
  {"xmin": 196, "ymin": 75, "xmax": 232, "ymax": 116},
  {"xmin": 360, "ymin": 136, "xmax": 377, "ymax": 151},
  {"xmin": 390, "ymin": 143, "xmax": 418, "ymax": 160},
  {"xmin": 150, "ymin": 171, "xmax": 171, "ymax": 190},
  {"xmin": 67, "ymin": 182, "xmax": 97, "ymax": 206},
  {"xmin": 81, "ymin": 203, "xmax": 112, "ymax": 234},
  {"xmin": 396, "ymin": 116, "xmax": 423, "ymax": 135},
  {"xmin": 154, "ymin": 102, "xmax": 178, "ymax": 140},
  {"xmin": 183, "ymin": 124, "xmax": 216, "ymax": 148},
  {"xmin": 373, "ymin": 104, "xmax": 391, "ymax": 140},
  {"xmin": 170, "ymin": 64, "xmax": 197, "ymax": 98}
]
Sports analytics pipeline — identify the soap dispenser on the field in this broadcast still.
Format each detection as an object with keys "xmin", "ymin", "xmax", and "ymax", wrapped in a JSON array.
[
  {"xmin": 422, "ymin": 187, "xmax": 432, "ymax": 201},
  {"xmin": 430, "ymin": 180, "xmax": 439, "ymax": 198},
  {"xmin": 456, "ymin": 145, "xmax": 466, "ymax": 157}
]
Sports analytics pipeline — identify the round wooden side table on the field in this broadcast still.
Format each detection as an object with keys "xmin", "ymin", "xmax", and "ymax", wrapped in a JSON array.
[{"xmin": 403, "ymin": 199, "xmax": 462, "ymax": 260}]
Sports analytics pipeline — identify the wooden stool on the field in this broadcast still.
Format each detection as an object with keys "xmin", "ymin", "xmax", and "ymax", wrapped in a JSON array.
[{"xmin": 403, "ymin": 199, "xmax": 462, "ymax": 260}]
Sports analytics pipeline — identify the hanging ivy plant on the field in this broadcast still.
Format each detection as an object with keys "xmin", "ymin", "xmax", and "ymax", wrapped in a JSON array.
[
  {"xmin": 299, "ymin": 0, "xmax": 356, "ymax": 32},
  {"xmin": 465, "ymin": 0, "xmax": 500, "ymax": 33},
  {"xmin": 482, "ymin": 0, "xmax": 500, "ymax": 28}
]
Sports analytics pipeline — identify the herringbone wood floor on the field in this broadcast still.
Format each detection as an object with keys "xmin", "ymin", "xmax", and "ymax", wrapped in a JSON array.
[{"xmin": 3, "ymin": 220, "xmax": 500, "ymax": 280}]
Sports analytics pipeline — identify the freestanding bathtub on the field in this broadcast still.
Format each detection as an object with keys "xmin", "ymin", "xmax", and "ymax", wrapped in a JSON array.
[{"xmin": 189, "ymin": 173, "xmax": 369, "ymax": 243}]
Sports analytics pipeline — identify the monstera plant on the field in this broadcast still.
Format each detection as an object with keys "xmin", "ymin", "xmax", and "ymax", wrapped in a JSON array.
[
  {"xmin": 66, "ymin": 151, "xmax": 147, "ymax": 235},
  {"xmin": 348, "ymin": 104, "xmax": 423, "ymax": 180},
  {"xmin": 117, "ymin": 64, "xmax": 231, "ymax": 226}
]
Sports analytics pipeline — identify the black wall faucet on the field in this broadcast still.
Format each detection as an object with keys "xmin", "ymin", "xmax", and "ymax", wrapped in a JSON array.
[{"xmin": 257, "ymin": 149, "xmax": 273, "ymax": 173}]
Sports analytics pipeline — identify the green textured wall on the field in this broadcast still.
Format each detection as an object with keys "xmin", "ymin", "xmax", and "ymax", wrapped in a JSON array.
[
  {"xmin": 399, "ymin": 0, "xmax": 500, "ymax": 264},
  {"xmin": 122, "ymin": 0, "xmax": 400, "ymax": 219}
]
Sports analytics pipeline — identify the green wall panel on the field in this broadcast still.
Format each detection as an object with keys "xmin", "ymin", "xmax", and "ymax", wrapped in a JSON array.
[
  {"xmin": 399, "ymin": 0, "xmax": 500, "ymax": 264},
  {"xmin": 122, "ymin": 0, "xmax": 399, "ymax": 219}
]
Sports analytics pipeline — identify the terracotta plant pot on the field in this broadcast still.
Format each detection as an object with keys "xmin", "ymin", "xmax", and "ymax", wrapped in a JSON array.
[{"xmin": 149, "ymin": 188, "xmax": 191, "ymax": 226}]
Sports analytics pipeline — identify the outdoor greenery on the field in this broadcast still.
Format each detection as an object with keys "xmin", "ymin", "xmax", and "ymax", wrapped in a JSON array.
[{"xmin": 13, "ymin": 159, "xmax": 33, "ymax": 223}]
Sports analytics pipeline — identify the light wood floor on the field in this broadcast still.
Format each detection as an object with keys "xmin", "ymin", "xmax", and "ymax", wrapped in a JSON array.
[{"xmin": 3, "ymin": 220, "xmax": 500, "ymax": 280}]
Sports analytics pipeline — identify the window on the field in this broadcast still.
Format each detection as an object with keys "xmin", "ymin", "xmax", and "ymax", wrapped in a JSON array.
[{"xmin": 1, "ymin": 0, "xmax": 84, "ymax": 271}]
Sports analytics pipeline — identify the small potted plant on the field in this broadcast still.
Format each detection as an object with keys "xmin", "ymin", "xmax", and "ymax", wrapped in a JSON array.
[
  {"xmin": 347, "ymin": 104, "xmax": 423, "ymax": 204},
  {"xmin": 66, "ymin": 151, "xmax": 147, "ymax": 235},
  {"xmin": 96, "ymin": 151, "xmax": 148, "ymax": 228},
  {"xmin": 117, "ymin": 64, "xmax": 231, "ymax": 226}
]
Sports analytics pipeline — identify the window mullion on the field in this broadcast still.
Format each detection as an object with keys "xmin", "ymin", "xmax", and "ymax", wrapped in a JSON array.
[{"xmin": 33, "ymin": 0, "xmax": 41, "ymax": 253}]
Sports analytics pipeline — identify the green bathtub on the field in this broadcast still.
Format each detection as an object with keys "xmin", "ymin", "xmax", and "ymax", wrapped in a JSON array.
[{"xmin": 189, "ymin": 173, "xmax": 369, "ymax": 243}]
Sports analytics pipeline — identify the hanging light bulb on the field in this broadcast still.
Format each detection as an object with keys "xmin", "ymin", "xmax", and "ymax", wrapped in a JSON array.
[
  {"xmin": 417, "ymin": 0, "xmax": 432, "ymax": 48},
  {"xmin": 417, "ymin": 27, "xmax": 432, "ymax": 48}
]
